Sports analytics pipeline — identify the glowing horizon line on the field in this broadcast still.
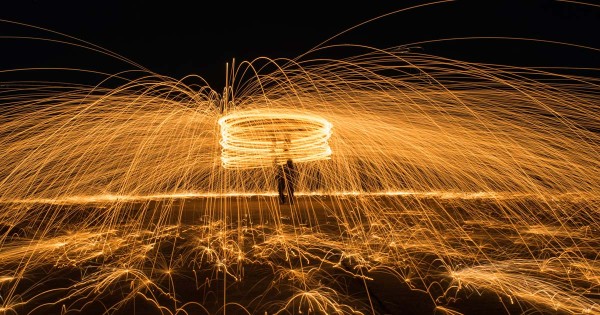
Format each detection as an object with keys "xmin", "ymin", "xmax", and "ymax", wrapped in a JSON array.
[{"xmin": 1, "ymin": 190, "xmax": 596, "ymax": 205}]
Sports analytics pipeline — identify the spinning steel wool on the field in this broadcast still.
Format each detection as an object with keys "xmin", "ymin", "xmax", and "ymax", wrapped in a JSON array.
[{"xmin": 218, "ymin": 109, "xmax": 332, "ymax": 169}]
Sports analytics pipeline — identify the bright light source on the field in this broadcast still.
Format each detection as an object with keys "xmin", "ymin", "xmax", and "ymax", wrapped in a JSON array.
[{"xmin": 218, "ymin": 109, "xmax": 332, "ymax": 169}]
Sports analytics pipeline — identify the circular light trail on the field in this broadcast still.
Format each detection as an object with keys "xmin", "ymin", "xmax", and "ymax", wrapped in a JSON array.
[{"xmin": 218, "ymin": 109, "xmax": 333, "ymax": 169}]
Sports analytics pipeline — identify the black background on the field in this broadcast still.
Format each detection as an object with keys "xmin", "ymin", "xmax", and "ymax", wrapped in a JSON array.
[{"xmin": 1, "ymin": 0, "xmax": 599, "ymax": 90}]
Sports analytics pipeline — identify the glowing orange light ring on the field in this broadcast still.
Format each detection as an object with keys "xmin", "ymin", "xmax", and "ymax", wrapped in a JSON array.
[{"xmin": 218, "ymin": 110, "xmax": 333, "ymax": 169}]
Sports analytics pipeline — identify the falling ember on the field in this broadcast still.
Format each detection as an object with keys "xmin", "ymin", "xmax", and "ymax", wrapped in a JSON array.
[{"xmin": 218, "ymin": 109, "xmax": 333, "ymax": 169}]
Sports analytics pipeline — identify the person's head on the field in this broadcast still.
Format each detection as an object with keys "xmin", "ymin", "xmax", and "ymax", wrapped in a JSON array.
[{"xmin": 286, "ymin": 159, "xmax": 293, "ymax": 167}]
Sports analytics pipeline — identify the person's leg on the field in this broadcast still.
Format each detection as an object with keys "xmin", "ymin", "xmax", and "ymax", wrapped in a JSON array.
[{"xmin": 278, "ymin": 180, "xmax": 286, "ymax": 204}]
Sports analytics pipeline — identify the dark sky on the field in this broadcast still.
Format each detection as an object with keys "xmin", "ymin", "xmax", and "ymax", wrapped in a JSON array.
[{"xmin": 1, "ymin": 0, "xmax": 599, "ymax": 90}]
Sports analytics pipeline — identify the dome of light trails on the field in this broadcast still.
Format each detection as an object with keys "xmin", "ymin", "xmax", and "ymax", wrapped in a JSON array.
[
  {"xmin": 218, "ymin": 109, "xmax": 333, "ymax": 169},
  {"xmin": 0, "ymin": 3, "xmax": 599, "ymax": 314}
]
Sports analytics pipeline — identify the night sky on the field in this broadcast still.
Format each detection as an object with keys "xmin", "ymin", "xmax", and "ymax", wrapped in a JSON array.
[{"xmin": 1, "ymin": 0, "xmax": 599, "ymax": 90}]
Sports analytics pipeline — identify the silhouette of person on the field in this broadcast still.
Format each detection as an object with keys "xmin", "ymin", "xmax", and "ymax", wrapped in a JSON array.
[
  {"xmin": 276, "ymin": 163, "xmax": 286, "ymax": 204},
  {"xmin": 284, "ymin": 159, "xmax": 297, "ymax": 204}
]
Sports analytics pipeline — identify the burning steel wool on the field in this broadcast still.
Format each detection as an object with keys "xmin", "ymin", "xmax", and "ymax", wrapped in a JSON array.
[{"xmin": 218, "ymin": 109, "xmax": 333, "ymax": 169}]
